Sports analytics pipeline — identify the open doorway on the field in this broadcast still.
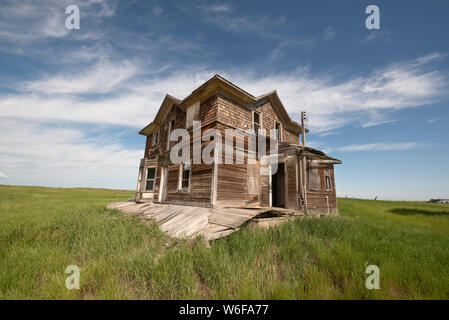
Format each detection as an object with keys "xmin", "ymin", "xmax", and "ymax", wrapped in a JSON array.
[{"xmin": 271, "ymin": 163, "xmax": 285, "ymax": 208}]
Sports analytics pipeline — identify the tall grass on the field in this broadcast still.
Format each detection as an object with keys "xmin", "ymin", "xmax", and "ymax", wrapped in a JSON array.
[{"xmin": 1, "ymin": 185, "xmax": 448, "ymax": 299}]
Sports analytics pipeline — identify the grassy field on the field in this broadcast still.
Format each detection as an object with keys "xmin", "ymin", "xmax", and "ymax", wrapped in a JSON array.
[{"xmin": 0, "ymin": 185, "xmax": 448, "ymax": 299}]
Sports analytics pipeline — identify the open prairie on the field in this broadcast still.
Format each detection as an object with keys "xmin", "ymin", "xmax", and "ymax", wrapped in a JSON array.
[{"xmin": 1, "ymin": 185, "xmax": 448, "ymax": 299}]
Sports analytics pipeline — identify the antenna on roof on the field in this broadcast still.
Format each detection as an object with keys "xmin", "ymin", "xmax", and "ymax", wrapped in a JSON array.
[{"xmin": 301, "ymin": 111, "xmax": 307, "ymax": 147}]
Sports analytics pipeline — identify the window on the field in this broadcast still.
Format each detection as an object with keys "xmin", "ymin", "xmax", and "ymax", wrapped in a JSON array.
[
  {"xmin": 275, "ymin": 122, "xmax": 282, "ymax": 141},
  {"xmin": 145, "ymin": 167, "xmax": 156, "ymax": 191},
  {"xmin": 151, "ymin": 131, "xmax": 158, "ymax": 146},
  {"xmin": 167, "ymin": 119, "xmax": 175, "ymax": 151},
  {"xmin": 253, "ymin": 111, "xmax": 261, "ymax": 156},
  {"xmin": 253, "ymin": 111, "xmax": 260, "ymax": 135},
  {"xmin": 325, "ymin": 169, "xmax": 332, "ymax": 191},
  {"xmin": 307, "ymin": 164, "xmax": 321, "ymax": 190},
  {"xmin": 180, "ymin": 163, "xmax": 190, "ymax": 190}
]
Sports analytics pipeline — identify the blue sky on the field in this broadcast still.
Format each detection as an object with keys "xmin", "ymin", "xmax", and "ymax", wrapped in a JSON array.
[{"xmin": 0, "ymin": 0, "xmax": 448, "ymax": 200}]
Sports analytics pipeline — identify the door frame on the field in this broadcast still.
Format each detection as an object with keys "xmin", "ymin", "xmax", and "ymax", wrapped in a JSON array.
[{"xmin": 158, "ymin": 166, "xmax": 168, "ymax": 202}]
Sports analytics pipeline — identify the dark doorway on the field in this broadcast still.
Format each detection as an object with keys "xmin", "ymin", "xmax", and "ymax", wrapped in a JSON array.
[{"xmin": 271, "ymin": 163, "xmax": 285, "ymax": 208}]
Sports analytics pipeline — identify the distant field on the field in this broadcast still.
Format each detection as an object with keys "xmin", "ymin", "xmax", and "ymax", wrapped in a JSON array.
[{"xmin": 1, "ymin": 185, "xmax": 448, "ymax": 299}]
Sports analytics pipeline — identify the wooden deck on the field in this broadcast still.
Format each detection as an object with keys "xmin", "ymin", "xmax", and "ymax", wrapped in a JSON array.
[{"xmin": 106, "ymin": 201, "xmax": 303, "ymax": 241}]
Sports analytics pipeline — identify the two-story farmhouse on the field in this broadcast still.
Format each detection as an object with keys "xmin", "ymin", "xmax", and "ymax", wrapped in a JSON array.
[{"xmin": 135, "ymin": 75, "xmax": 341, "ymax": 214}]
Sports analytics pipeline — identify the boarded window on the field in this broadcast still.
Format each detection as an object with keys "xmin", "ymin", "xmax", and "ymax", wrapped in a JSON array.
[
  {"xmin": 146, "ymin": 167, "xmax": 156, "ymax": 191},
  {"xmin": 186, "ymin": 101, "xmax": 200, "ymax": 129},
  {"xmin": 151, "ymin": 131, "xmax": 158, "ymax": 145},
  {"xmin": 307, "ymin": 164, "xmax": 321, "ymax": 190}
]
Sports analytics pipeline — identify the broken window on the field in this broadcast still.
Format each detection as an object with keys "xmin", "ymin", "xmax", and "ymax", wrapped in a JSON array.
[
  {"xmin": 275, "ymin": 121, "xmax": 282, "ymax": 141},
  {"xmin": 181, "ymin": 163, "xmax": 190, "ymax": 190},
  {"xmin": 253, "ymin": 111, "xmax": 260, "ymax": 135},
  {"xmin": 145, "ymin": 167, "xmax": 156, "ymax": 191}
]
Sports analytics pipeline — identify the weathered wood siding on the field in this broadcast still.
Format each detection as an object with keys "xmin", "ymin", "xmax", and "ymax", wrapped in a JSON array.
[
  {"xmin": 306, "ymin": 164, "xmax": 337, "ymax": 213},
  {"xmin": 285, "ymin": 158, "xmax": 298, "ymax": 209},
  {"xmin": 147, "ymin": 97, "xmax": 218, "ymax": 207},
  {"xmin": 216, "ymin": 95, "xmax": 299, "ymax": 145}
]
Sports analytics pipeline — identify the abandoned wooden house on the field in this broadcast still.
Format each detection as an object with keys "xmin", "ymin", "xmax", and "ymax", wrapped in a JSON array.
[{"xmin": 134, "ymin": 75, "xmax": 341, "ymax": 215}]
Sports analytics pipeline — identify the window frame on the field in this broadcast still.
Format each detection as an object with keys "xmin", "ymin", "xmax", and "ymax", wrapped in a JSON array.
[
  {"xmin": 178, "ymin": 163, "xmax": 191, "ymax": 191},
  {"xmin": 307, "ymin": 164, "xmax": 322, "ymax": 191},
  {"xmin": 324, "ymin": 169, "xmax": 332, "ymax": 191},
  {"xmin": 167, "ymin": 119, "xmax": 175, "ymax": 151},
  {"xmin": 275, "ymin": 121, "xmax": 283, "ymax": 142},
  {"xmin": 145, "ymin": 167, "xmax": 156, "ymax": 191},
  {"xmin": 252, "ymin": 110, "xmax": 261, "ymax": 135},
  {"xmin": 151, "ymin": 130, "xmax": 159, "ymax": 146}
]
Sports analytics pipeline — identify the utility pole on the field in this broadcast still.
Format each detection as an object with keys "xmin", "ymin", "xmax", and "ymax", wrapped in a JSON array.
[{"xmin": 301, "ymin": 111, "xmax": 308, "ymax": 214}]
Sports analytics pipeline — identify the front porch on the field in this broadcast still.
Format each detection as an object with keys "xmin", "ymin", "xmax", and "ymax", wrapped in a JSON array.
[{"xmin": 106, "ymin": 201, "xmax": 306, "ymax": 241}]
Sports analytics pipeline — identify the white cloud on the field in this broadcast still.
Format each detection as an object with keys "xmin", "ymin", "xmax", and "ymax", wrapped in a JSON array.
[
  {"xmin": 226, "ymin": 53, "xmax": 447, "ymax": 132},
  {"xmin": 200, "ymin": 3, "xmax": 232, "ymax": 13},
  {"xmin": 331, "ymin": 142, "xmax": 423, "ymax": 152},
  {"xmin": 0, "ymin": 172, "xmax": 7, "ymax": 179},
  {"xmin": 323, "ymin": 26, "xmax": 337, "ymax": 41},
  {"xmin": 22, "ymin": 59, "xmax": 140, "ymax": 95},
  {"xmin": 0, "ymin": 118, "xmax": 140, "ymax": 189},
  {"xmin": 177, "ymin": 1, "xmax": 285, "ymax": 36},
  {"xmin": 0, "ymin": 53, "xmax": 447, "ymax": 135},
  {"xmin": 0, "ymin": 0, "xmax": 115, "ymax": 44},
  {"xmin": 427, "ymin": 116, "xmax": 446, "ymax": 123},
  {"xmin": 152, "ymin": 5, "xmax": 163, "ymax": 16},
  {"xmin": 361, "ymin": 118, "xmax": 402, "ymax": 128}
]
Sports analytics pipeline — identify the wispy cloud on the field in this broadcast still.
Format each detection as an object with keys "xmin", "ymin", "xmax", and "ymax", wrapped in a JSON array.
[
  {"xmin": 152, "ymin": 5, "xmax": 163, "ymax": 16},
  {"xmin": 0, "ymin": 0, "xmax": 115, "ymax": 45},
  {"xmin": 331, "ymin": 142, "xmax": 423, "ymax": 152},
  {"xmin": 177, "ymin": 1, "xmax": 286, "ymax": 37},
  {"xmin": 0, "ymin": 172, "xmax": 7, "ymax": 179},
  {"xmin": 323, "ymin": 26, "xmax": 337, "ymax": 41},
  {"xmin": 361, "ymin": 118, "xmax": 402, "ymax": 128},
  {"xmin": 228, "ymin": 53, "xmax": 448, "ymax": 133},
  {"xmin": 200, "ymin": 3, "xmax": 232, "ymax": 13},
  {"xmin": 1, "ymin": 53, "xmax": 447, "ymax": 133},
  {"xmin": 362, "ymin": 28, "xmax": 391, "ymax": 43},
  {"xmin": 427, "ymin": 116, "xmax": 446, "ymax": 123},
  {"xmin": 21, "ymin": 59, "xmax": 140, "ymax": 95}
]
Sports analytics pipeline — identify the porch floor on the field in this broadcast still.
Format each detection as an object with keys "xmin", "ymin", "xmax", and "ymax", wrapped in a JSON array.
[{"xmin": 106, "ymin": 201, "xmax": 304, "ymax": 241}]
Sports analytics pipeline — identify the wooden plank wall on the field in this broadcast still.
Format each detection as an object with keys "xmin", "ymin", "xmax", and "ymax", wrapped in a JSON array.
[
  {"xmin": 306, "ymin": 164, "xmax": 337, "ymax": 211},
  {"xmin": 286, "ymin": 158, "xmax": 298, "ymax": 209}
]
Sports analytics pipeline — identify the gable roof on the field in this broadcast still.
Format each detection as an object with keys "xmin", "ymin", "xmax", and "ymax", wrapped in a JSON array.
[{"xmin": 139, "ymin": 74, "xmax": 305, "ymax": 135}]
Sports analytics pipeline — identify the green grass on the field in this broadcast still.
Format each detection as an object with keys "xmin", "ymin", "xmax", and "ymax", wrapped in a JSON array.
[{"xmin": 1, "ymin": 185, "xmax": 448, "ymax": 299}]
